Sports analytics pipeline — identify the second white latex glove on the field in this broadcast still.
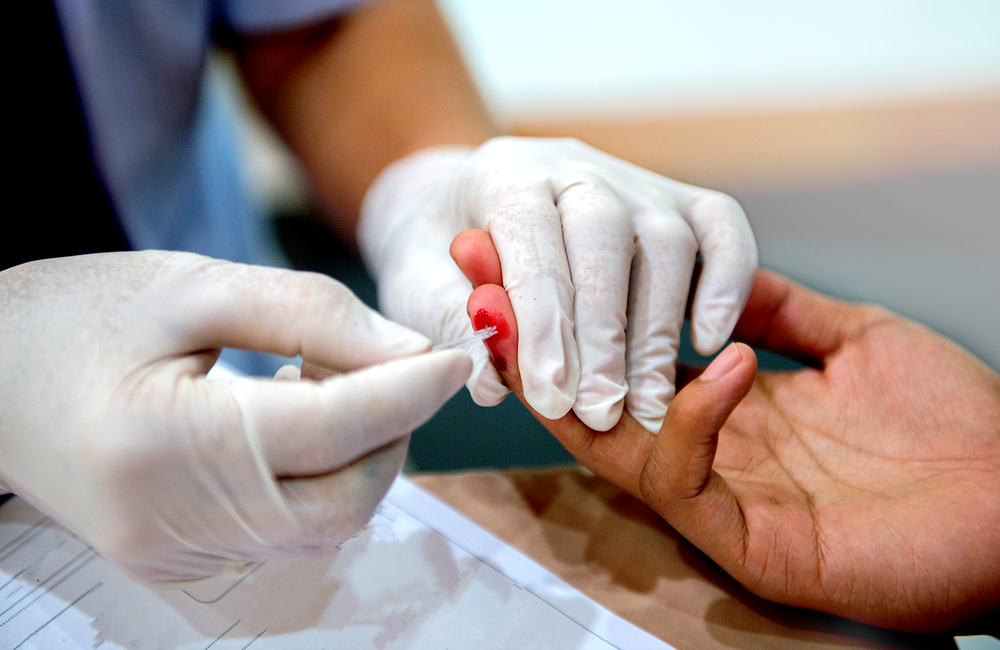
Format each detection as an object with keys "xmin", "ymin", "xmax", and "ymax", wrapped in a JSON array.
[
  {"xmin": 360, "ymin": 137, "xmax": 757, "ymax": 432},
  {"xmin": 0, "ymin": 252, "xmax": 471, "ymax": 585}
]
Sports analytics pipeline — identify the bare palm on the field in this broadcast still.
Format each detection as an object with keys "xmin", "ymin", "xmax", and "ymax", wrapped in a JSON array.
[
  {"xmin": 451, "ymin": 229, "xmax": 1000, "ymax": 632},
  {"xmin": 661, "ymin": 272, "xmax": 1000, "ymax": 632}
]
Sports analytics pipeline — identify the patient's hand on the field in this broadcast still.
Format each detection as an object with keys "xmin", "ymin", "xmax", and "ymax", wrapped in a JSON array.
[{"xmin": 451, "ymin": 229, "xmax": 1000, "ymax": 632}]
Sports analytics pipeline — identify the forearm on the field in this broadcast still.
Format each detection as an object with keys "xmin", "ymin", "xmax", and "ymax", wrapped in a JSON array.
[{"xmin": 237, "ymin": 0, "xmax": 497, "ymax": 245}]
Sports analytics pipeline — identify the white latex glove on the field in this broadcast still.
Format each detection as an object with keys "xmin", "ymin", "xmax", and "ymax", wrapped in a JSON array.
[
  {"xmin": 360, "ymin": 136, "xmax": 757, "ymax": 433},
  {"xmin": 0, "ymin": 251, "xmax": 471, "ymax": 585}
]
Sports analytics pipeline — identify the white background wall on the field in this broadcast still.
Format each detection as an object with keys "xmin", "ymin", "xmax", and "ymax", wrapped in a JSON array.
[{"xmin": 437, "ymin": 0, "xmax": 1000, "ymax": 120}]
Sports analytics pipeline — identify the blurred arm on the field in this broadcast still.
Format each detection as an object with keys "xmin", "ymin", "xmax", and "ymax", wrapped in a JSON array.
[{"xmin": 235, "ymin": 0, "xmax": 497, "ymax": 245}]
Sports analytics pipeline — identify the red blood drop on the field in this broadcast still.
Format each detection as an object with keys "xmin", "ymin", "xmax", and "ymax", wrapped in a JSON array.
[{"xmin": 472, "ymin": 309, "xmax": 509, "ymax": 372}]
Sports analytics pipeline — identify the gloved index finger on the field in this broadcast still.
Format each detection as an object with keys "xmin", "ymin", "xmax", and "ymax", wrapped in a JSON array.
[
  {"xmin": 145, "ymin": 255, "xmax": 431, "ymax": 372},
  {"xmin": 229, "ymin": 349, "xmax": 472, "ymax": 478},
  {"xmin": 482, "ymin": 184, "xmax": 580, "ymax": 420},
  {"xmin": 557, "ymin": 179, "xmax": 634, "ymax": 431}
]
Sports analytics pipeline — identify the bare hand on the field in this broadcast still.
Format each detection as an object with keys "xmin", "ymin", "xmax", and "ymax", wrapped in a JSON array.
[{"xmin": 451, "ymin": 229, "xmax": 1000, "ymax": 632}]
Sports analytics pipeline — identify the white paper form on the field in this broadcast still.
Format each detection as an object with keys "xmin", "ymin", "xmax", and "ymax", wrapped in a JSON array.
[{"xmin": 0, "ymin": 478, "xmax": 672, "ymax": 650}]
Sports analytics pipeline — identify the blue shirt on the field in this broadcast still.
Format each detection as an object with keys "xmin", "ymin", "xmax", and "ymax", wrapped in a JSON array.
[
  {"xmin": 53, "ymin": 0, "xmax": 370, "ymax": 265},
  {"xmin": 53, "ymin": 0, "xmax": 372, "ymax": 373}
]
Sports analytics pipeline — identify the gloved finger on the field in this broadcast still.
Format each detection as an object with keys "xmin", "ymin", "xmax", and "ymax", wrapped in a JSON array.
[
  {"xmin": 468, "ymin": 279, "xmax": 688, "ymax": 501},
  {"xmin": 625, "ymin": 206, "xmax": 698, "ymax": 433},
  {"xmin": 152, "ymin": 256, "xmax": 431, "ymax": 371},
  {"xmin": 450, "ymin": 229, "xmax": 502, "ymax": 288},
  {"xmin": 278, "ymin": 436, "xmax": 409, "ymax": 549},
  {"xmin": 229, "ymin": 349, "xmax": 471, "ymax": 477},
  {"xmin": 484, "ymin": 185, "xmax": 579, "ymax": 420},
  {"xmin": 558, "ymin": 179, "xmax": 634, "ymax": 431},
  {"xmin": 678, "ymin": 193, "xmax": 758, "ymax": 355}
]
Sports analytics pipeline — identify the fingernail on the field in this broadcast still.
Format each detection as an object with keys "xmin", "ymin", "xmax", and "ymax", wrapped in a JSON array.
[{"xmin": 701, "ymin": 343, "xmax": 742, "ymax": 381}]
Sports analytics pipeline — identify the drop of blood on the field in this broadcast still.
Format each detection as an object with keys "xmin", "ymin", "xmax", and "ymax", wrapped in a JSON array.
[{"xmin": 472, "ymin": 309, "xmax": 509, "ymax": 372}]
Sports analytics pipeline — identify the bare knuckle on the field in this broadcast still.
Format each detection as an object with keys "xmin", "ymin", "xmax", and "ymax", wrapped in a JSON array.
[{"xmin": 638, "ymin": 466, "xmax": 669, "ymax": 512}]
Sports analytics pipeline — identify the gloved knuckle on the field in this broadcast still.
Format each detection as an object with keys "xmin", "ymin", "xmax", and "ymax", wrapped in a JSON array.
[
  {"xmin": 283, "ymin": 273, "xmax": 360, "ymax": 328},
  {"xmin": 319, "ymin": 279, "xmax": 359, "ymax": 314},
  {"xmin": 489, "ymin": 189, "xmax": 554, "ymax": 226},
  {"xmin": 700, "ymin": 191, "xmax": 746, "ymax": 218},
  {"xmin": 472, "ymin": 137, "xmax": 536, "ymax": 171},
  {"xmin": 288, "ymin": 270, "xmax": 350, "ymax": 306},
  {"xmin": 546, "ymin": 135, "xmax": 586, "ymax": 150},
  {"xmin": 563, "ymin": 184, "xmax": 630, "ymax": 225},
  {"xmin": 644, "ymin": 216, "xmax": 697, "ymax": 250}
]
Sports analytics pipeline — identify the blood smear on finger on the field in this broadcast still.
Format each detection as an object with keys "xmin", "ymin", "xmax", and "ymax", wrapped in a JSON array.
[{"xmin": 472, "ymin": 310, "xmax": 510, "ymax": 371}]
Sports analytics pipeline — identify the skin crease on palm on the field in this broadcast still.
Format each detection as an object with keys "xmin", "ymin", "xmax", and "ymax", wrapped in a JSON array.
[{"xmin": 449, "ymin": 228, "xmax": 1000, "ymax": 633}]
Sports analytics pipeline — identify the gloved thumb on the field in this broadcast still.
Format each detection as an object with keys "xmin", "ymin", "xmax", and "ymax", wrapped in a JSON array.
[{"xmin": 230, "ymin": 349, "xmax": 473, "ymax": 478}]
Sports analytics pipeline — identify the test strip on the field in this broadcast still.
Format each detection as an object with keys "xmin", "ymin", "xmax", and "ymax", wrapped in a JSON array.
[{"xmin": 432, "ymin": 326, "xmax": 497, "ymax": 351}]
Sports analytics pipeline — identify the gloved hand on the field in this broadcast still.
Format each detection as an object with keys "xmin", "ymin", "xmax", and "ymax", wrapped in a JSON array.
[
  {"xmin": 359, "ymin": 136, "xmax": 757, "ymax": 432},
  {"xmin": 0, "ymin": 251, "xmax": 471, "ymax": 585}
]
